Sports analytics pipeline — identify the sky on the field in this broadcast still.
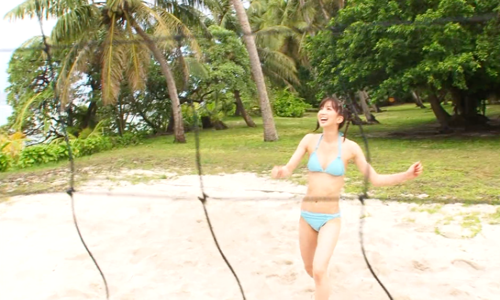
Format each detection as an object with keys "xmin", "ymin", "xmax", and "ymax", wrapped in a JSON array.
[
  {"xmin": 0, "ymin": 0, "xmax": 164, "ymax": 127},
  {"xmin": 0, "ymin": 0, "xmax": 229, "ymax": 127},
  {"xmin": 0, "ymin": 0, "xmax": 56, "ymax": 126}
]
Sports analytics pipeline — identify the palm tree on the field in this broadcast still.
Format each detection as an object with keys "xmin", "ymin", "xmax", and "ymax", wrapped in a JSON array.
[
  {"xmin": 202, "ymin": 0, "xmax": 298, "ymax": 128},
  {"xmin": 247, "ymin": 0, "xmax": 311, "ymax": 81},
  {"xmin": 267, "ymin": 0, "xmax": 376, "ymax": 121},
  {"xmin": 231, "ymin": 0, "xmax": 278, "ymax": 142},
  {"xmin": 206, "ymin": 0, "xmax": 299, "ymax": 88},
  {"xmin": 6, "ymin": 0, "xmax": 199, "ymax": 143}
]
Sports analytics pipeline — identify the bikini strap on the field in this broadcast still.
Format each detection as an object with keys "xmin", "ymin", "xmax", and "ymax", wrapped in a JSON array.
[
  {"xmin": 337, "ymin": 132, "xmax": 343, "ymax": 158},
  {"xmin": 314, "ymin": 134, "xmax": 323, "ymax": 151}
]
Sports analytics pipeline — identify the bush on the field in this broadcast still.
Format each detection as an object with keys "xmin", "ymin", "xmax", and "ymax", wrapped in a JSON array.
[
  {"xmin": 72, "ymin": 136, "xmax": 113, "ymax": 157},
  {"xmin": 272, "ymin": 89, "xmax": 311, "ymax": 118},
  {"xmin": 181, "ymin": 103, "xmax": 202, "ymax": 128},
  {"xmin": 0, "ymin": 133, "xmax": 143, "ymax": 172},
  {"xmin": 112, "ymin": 132, "xmax": 141, "ymax": 147},
  {"xmin": 0, "ymin": 152, "xmax": 11, "ymax": 172},
  {"xmin": 16, "ymin": 144, "xmax": 60, "ymax": 168}
]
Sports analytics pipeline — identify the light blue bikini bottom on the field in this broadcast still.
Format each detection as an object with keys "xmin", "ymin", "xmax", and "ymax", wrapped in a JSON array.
[{"xmin": 300, "ymin": 210, "xmax": 341, "ymax": 232}]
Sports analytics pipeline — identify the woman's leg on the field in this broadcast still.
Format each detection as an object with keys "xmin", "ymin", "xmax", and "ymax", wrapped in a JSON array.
[
  {"xmin": 312, "ymin": 218, "xmax": 342, "ymax": 300},
  {"xmin": 299, "ymin": 216, "xmax": 318, "ymax": 277}
]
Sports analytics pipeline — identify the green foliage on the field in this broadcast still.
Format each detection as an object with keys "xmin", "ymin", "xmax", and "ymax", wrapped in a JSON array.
[
  {"xmin": 4, "ymin": 104, "xmax": 500, "ymax": 201},
  {"xmin": 296, "ymin": 66, "xmax": 321, "ymax": 107},
  {"xmin": 16, "ymin": 144, "xmax": 64, "ymax": 169},
  {"xmin": 5, "ymin": 36, "xmax": 60, "ymax": 134},
  {"xmin": 306, "ymin": 0, "xmax": 500, "ymax": 119},
  {"xmin": 71, "ymin": 136, "xmax": 113, "ymax": 157},
  {"xmin": 78, "ymin": 127, "xmax": 94, "ymax": 140},
  {"xmin": 115, "ymin": 132, "xmax": 142, "ymax": 147},
  {"xmin": 0, "ymin": 153, "xmax": 11, "ymax": 172},
  {"xmin": 181, "ymin": 103, "xmax": 202, "ymax": 128},
  {"xmin": 200, "ymin": 101, "xmax": 225, "ymax": 122},
  {"xmin": 0, "ymin": 133, "xmax": 143, "ymax": 172},
  {"xmin": 132, "ymin": 59, "xmax": 173, "ymax": 134},
  {"xmin": 272, "ymin": 89, "xmax": 311, "ymax": 117},
  {"xmin": 184, "ymin": 25, "xmax": 256, "ymax": 125}
]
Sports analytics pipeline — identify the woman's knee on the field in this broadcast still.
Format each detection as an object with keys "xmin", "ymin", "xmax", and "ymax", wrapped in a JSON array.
[
  {"xmin": 304, "ymin": 264, "xmax": 313, "ymax": 277},
  {"xmin": 312, "ymin": 264, "xmax": 328, "ymax": 282}
]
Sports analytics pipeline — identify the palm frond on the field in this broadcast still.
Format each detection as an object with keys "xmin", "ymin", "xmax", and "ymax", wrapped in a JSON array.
[
  {"xmin": 107, "ymin": 0, "xmax": 125, "ymax": 13},
  {"xmin": 254, "ymin": 25, "xmax": 296, "ymax": 50},
  {"xmin": 4, "ymin": 0, "xmax": 89, "ymax": 20},
  {"xmin": 140, "ymin": 4, "xmax": 202, "ymax": 60},
  {"xmin": 264, "ymin": 69, "xmax": 296, "ymax": 91},
  {"xmin": 259, "ymin": 48, "xmax": 300, "ymax": 85},
  {"xmin": 255, "ymin": 25, "xmax": 296, "ymax": 38},
  {"xmin": 101, "ymin": 16, "xmax": 127, "ymax": 105},
  {"xmin": 57, "ymin": 43, "xmax": 93, "ymax": 108},
  {"xmin": 17, "ymin": 36, "xmax": 49, "ymax": 61},
  {"xmin": 124, "ymin": 21, "xmax": 149, "ymax": 92},
  {"xmin": 50, "ymin": 4, "xmax": 100, "ymax": 43},
  {"xmin": 185, "ymin": 56, "xmax": 209, "ymax": 79},
  {"xmin": 85, "ymin": 120, "xmax": 106, "ymax": 139},
  {"xmin": 4, "ymin": 0, "xmax": 50, "ymax": 20},
  {"xmin": 12, "ymin": 93, "xmax": 44, "ymax": 131},
  {"xmin": 16, "ymin": 35, "xmax": 46, "ymax": 56}
]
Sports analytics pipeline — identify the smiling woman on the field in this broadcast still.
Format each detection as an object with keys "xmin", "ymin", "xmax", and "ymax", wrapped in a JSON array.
[{"xmin": 271, "ymin": 96, "xmax": 423, "ymax": 300}]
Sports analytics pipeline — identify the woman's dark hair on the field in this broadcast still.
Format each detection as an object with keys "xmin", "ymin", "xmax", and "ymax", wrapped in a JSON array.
[{"xmin": 314, "ymin": 96, "xmax": 351, "ymax": 140}]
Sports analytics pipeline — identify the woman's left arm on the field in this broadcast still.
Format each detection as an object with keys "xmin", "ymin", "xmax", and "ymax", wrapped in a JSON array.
[{"xmin": 351, "ymin": 141, "xmax": 423, "ymax": 187}]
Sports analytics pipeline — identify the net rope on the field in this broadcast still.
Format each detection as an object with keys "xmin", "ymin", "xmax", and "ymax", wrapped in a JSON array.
[{"xmin": 21, "ymin": 4, "xmax": 499, "ymax": 299}]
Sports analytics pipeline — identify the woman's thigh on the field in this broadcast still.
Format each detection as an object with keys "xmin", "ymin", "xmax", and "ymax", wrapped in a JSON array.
[
  {"xmin": 299, "ymin": 216, "xmax": 318, "ymax": 275},
  {"xmin": 313, "ymin": 218, "xmax": 342, "ymax": 272}
]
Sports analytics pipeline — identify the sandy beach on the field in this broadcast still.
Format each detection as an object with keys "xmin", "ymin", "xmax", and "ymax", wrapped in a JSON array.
[{"xmin": 1, "ymin": 172, "xmax": 499, "ymax": 300}]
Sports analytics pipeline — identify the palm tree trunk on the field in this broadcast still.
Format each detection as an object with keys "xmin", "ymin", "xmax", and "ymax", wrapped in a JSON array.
[
  {"xmin": 318, "ymin": 0, "xmax": 331, "ymax": 20},
  {"xmin": 231, "ymin": 0, "xmax": 278, "ymax": 141},
  {"xmin": 299, "ymin": 0, "xmax": 314, "ymax": 32},
  {"xmin": 115, "ymin": 100, "xmax": 124, "ymax": 137},
  {"xmin": 131, "ymin": 21, "xmax": 186, "ymax": 143},
  {"xmin": 337, "ymin": 0, "xmax": 345, "ymax": 10},
  {"xmin": 234, "ymin": 90, "xmax": 256, "ymax": 127},
  {"xmin": 176, "ymin": 44, "xmax": 189, "ymax": 92}
]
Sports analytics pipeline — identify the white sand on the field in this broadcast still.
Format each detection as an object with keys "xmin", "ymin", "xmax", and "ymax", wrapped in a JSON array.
[{"xmin": 1, "ymin": 172, "xmax": 499, "ymax": 300}]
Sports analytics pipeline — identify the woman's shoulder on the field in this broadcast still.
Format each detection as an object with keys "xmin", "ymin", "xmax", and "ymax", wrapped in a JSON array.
[
  {"xmin": 298, "ymin": 133, "xmax": 320, "ymax": 149},
  {"xmin": 342, "ymin": 137, "xmax": 363, "ymax": 156},
  {"xmin": 304, "ymin": 132, "xmax": 321, "ymax": 138},
  {"xmin": 300, "ymin": 133, "xmax": 321, "ymax": 140},
  {"xmin": 342, "ymin": 136, "xmax": 359, "ymax": 146},
  {"xmin": 302, "ymin": 133, "xmax": 322, "ymax": 143}
]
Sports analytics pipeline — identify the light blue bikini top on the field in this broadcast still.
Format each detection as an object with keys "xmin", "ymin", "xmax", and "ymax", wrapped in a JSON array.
[{"xmin": 307, "ymin": 133, "xmax": 345, "ymax": 176}]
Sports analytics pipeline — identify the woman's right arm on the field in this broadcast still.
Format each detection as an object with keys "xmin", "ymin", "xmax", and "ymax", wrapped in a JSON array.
[{"xmin": 272, "ymin": 134, "xmax": 312, "ymax": 179}]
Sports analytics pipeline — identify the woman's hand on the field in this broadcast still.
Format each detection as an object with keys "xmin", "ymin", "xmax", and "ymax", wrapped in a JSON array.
[
  {"xmin": 272, "ymin": 165, "xmax": 290, "ymax": 179},
  {"xmin": 405, "ymin": 161, "xmax": 423, "ymax": 180},
  {"xmin": 271, "ymin": 134, "xmax": 311, "ymax": 180}
]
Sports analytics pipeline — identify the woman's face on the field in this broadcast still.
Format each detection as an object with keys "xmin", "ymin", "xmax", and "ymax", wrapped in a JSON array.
[{"xmin": 317, "ymin": 100, "xmax": 343, "ymax": 128}]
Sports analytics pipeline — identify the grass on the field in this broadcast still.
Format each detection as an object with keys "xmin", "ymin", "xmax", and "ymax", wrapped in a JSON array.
[
  {"xmin": 434, "ymin": 211, "xmax": 483, "ymax": 239},
  {"xmin": 460, "ymin": 212, "xmax": 482, "ymax": 238},
  {"xmin": 487, "ymin": 208, "xmax": 500, "ymax": 225},
  {"xmin": 410, "ymin": 203, "xmax": 444, "ymax": 214},
  {"xmin": 1, "ymin": 103, "xmax": 500, "ymax": 203}
]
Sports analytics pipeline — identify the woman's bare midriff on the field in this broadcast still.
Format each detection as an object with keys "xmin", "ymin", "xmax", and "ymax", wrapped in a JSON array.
[{"xmin": 301, "ymin": 172, "xmax": 344, "ymax": 214}]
